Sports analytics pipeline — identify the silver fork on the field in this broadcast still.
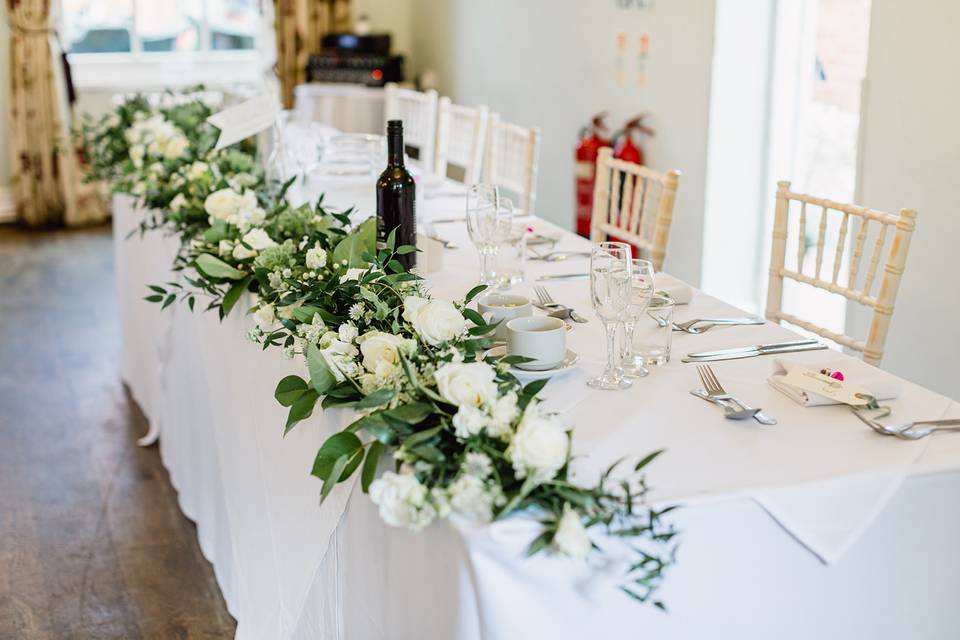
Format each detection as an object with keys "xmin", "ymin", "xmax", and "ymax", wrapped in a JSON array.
[
  {"xmin": 533, "ymin": 286, "xmax": 588, "ymax": 323},
  {"xmin": 697, "ymin": 365, "xmax": 777, "ymax": 425}
]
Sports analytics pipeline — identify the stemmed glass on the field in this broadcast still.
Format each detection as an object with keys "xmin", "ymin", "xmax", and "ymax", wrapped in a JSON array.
[
  {"xmin": 620, "ymin": 258, "xmax": 656, "ymax": 378},
  {"xmin": 588, "ymin": 242, "xmax": 633, "ymax": 390},
  {"xmin": 466, "ymin": 184, "xmax": 514, "ymax": 286}
]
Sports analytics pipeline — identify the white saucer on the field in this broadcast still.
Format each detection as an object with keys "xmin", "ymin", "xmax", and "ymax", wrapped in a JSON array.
[{"xmin": 485, "ymin": 346, "xmax": 580, "ymax": 380}]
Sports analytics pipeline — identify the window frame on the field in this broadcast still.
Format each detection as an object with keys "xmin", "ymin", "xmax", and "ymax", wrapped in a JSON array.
[{"xmin": 63, "ymin": 0, "xmax": 266, "ymax": 91}]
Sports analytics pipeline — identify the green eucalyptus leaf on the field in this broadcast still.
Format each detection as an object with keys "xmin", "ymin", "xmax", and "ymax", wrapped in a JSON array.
[
  {"xmin": 311, "ymin": 431, "xmax": 364, "ymax": 485},
  {"xmin": 464, "ymin": 284, "xmax": 488, "ymax": 304},
  {"xmin": 383, "ymin": 401, "xmax": 433, "ymax": 426},
  {"xmin": 355, "ymin": 387, "xmax": 395, "ymax": 409},
  {"xmin": 320, "ymin": 454, "xmax": 350, "ymax": 502},
  {"xmin": 275, "ymin": 375, "xmax": 309, "ymax": 407},
  {"xmin": 332, "ymin": 217, "xmax": 376, "ymax": 267},
  {"xmin": 361, "ymin": 441, "xmax": 384, "ymax": 493},
  {"xmin": 195, "ymin": 253, "xmax": 245, "ymax": 280},
  {"xmin": 284, "ymin": 388, "xmax": 319, "ymax": 435},
  {"xmin": 306, "ymin": 343, "xmax": 338, "ymax": 395},
  {"xmin": 221, "ymin": 275, "xmax": 252, "ymax": 318}
]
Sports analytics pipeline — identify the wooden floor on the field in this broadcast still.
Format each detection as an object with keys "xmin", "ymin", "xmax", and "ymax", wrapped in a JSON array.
[{"xmin": 0, "ymin": 225, "xmax": 236, "ymax": 639}]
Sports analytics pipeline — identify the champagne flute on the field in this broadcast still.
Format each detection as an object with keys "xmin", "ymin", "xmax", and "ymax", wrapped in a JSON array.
[
  {"xmin": 620, "ymin": 258, "xmax": 655, "ymax": 378},
  {"xmin": 588, "ymin": 242, "xmax": 633, "ymax": 390},
  {"xmin": 466, "ymin": 184, "xmax": 514, "ymax": 285}
]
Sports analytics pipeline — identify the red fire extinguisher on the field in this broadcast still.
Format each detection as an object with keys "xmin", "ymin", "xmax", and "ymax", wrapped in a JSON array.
[
  {"xmin": 574, "ymin": 113, "xmax": 611, "ymax": 238},
  {"xmin": 609, "ymin": 115, "xmax": 654, "ymax": 255},
  {"xmin": 613, "ymin": 114, "xmax": 654, "ymax": 165}
]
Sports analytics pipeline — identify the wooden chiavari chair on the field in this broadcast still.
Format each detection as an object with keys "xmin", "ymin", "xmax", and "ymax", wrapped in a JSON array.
[
  {"xmin": 483, "ymin": 113, "xmax": 541, "ymax": 214},
  {"xmin": 765, "ymin": 180, "xmax": 917, "ymax": 365},
  {"xmin": 435, "ymin": 98, "xmax": 490, "ymax": 185},
  {"xmin": 589, "ymin": 147, "xmax": 680, "ymax": 271}
]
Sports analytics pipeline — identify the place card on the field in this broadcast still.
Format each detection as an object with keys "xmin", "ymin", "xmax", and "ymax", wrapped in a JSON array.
[
  {"xmin": 207, "ymin": 94, "xmax": 280, "ymax": 151},
  {"xmin": 781, "ymin": 367, "xmax": 873, "ymax": 406}
]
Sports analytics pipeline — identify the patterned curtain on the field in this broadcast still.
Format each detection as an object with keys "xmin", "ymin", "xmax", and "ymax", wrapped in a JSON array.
[
  {"xmin": 273, "ymin": 0, "xmax": 351, "ymax": 109},
  {"xmin": 6, "ymin": 0, "xmax": 106, "ymax": 227}
]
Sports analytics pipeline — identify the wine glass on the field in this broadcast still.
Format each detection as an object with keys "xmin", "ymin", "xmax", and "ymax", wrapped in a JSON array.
[
  {"xmin": 588, "ymin": 242, "xmax": 633, "ymax": 390},
  {"xmin": 466, "ymin": 184, "xmax": 514, "ymax": 286},
  {"xmin": 620, "ymin": 258, "xmax": 656, "ymax": 378}
]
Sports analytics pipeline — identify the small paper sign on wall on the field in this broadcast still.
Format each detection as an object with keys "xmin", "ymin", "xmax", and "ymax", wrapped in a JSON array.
[{"xmin": 207, "ymin": 94, "xmax": 280, "ymax": 151}]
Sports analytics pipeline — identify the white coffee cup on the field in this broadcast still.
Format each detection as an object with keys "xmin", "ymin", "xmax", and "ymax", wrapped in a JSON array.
[
  {"xmin": 506, "ymin": 316, "xmax": 567, "ymax": 371},
  {"xmin": 477, "ymin": 293, "xmax": 533, "ymax": 340}
]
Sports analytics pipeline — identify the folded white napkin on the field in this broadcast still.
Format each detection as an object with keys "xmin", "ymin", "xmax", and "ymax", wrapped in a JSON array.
[
  {"xmin": 655, "ymin": 273, "xmax": 693, "ymax": 305},
  {"xmin": 768, "ymin": 357, "xmax": 902, "ymax": 406}
]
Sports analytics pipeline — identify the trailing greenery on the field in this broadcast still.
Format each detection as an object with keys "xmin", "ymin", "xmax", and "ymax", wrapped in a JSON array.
[{"xmin": 79, "ymin": 89, "xmax": 678, "ymax": 606}]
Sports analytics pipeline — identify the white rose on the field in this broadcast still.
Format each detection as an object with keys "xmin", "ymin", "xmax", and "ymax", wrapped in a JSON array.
[
  {"xmin": 402, "ymin": 295, "xmax": 429, "ymax": 324},
  {"xmin": 405, "ymin": 297, "xmax": 466, "ymax": 346},
  {"xmin": 339, "ymin": 267, "xmax": 366, "ymax": 283},
  {"xmin": 170, "ymin": 193, "xmax": 187, "ymax": 213},
  {"xmin": 204, "ymin": 188, "xmax": 241, "ymax": 222},
  {"xmin": 164, "ymin": 135, "xmax": 189, "ymax": 160},
  {"xmin": 305, "ymin": 245, "xmax": 327, "ymax": 270},
  {"xmin": 129, "ymin": 144, "xmax": 145, "ymax": 167},
  {"xmin": 338, "ymin": 323, "xmax": 358, "ymax": 343},
  {"xmin": 434, "ymin": 362, "xmax": 498, "ymax": 408},
  {"xmin": 233, "ymin": 243, "xmax": 257, "ymax": 260},
  {"xmin": 318, "ymin": 331, "xmax": 360, "ymax": 383},
  {"xmin": 554, "ymin": 504, "xmax": 591, "ymax": 559},
  {"xmin": 357, "ymin": 331, "xmax": 408, "ymax": 377},
  {"xmin": 487, "ymin": 391, "xmax": 519, "ymax": 439},
  {"xmin": 508, "ymin": 405, "xmax": 569, "ymax": 482},
  {"xmin": 246, "ymin": 206, "xmax": 266, "ymax": 226},
  {"xmin": 369, "ymin": 471, "xmax": 437, "ymax": 532},
  {"xmin": 447, "ymin": 474, "xmax": 496, "ymax": 523},
  {"xmin": 187, "ymin": 161, "xmax": 209, "ymax": 181},
  {"xmin": 254, "ymin": 304, "xmax": 275, "ymax": 331},
  {"xmin": 451, "ymin": 404, "xmax": 491, "ymax": 439},
  {"xmin": 241, "ymin": 228, "xmax": 276, "ymax": 251},
  {"xmin": 218, "ymin": 239, "xmax": 234, "ymax": 257}
]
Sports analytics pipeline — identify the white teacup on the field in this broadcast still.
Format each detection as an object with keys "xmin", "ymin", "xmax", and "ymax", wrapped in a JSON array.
[
  {"xmin": 506, "ymin": 316, "xmax": 567, "ymax": 371},
  {"xmin": 477, "ymin": 293, "xmax": 533, "ymax": 341}
]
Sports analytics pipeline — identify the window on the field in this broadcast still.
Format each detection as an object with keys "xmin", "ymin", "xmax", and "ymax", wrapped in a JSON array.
[{"xmin": 63, "ymin": 0, "xmax": 260, "ymax": 55}]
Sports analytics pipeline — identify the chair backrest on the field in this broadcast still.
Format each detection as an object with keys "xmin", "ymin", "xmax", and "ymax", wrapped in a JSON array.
[
  {"xmin": 383, "ymin": 83, "xmax": 439, "ymax": 173},
  {"xmin": 765, "ymin": 180, "xmax": 917, "ymax": 365},
  {"xmin": 435, "ymin": 97, "xmax": 490, "ymax": 185},
  {"xmin": 589, "ymin": 147, "xmax": 680, "ymax": 271},
  {"xmin": 483, "ymin": 113, "xmax": 541, "ymax": 215}
]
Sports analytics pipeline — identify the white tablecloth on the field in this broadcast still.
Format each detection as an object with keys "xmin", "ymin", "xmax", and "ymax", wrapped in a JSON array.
[{"xmin": 113, "ymin": 182, "xmax": 960, "ymax": 639}]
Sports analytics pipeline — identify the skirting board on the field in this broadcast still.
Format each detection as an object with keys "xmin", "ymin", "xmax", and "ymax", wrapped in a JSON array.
[{"xmin": 0, "ymin": 187, "xmax": 14, "ymax": 223}]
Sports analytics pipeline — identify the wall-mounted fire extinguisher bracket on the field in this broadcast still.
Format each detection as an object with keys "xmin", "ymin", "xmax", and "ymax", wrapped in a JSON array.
[{"xmin": 574, "ymin": 112, "xmax": 612, "ymax": 237}]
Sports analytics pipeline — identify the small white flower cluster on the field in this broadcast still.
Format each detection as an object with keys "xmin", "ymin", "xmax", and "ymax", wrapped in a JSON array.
[
  {"xmin": 125, "ymin": 113, "xmax": 189, "ymax": 166},
  {"xmin": 203, "ymin": 187, "xmax": 266, "ymax": 231}
]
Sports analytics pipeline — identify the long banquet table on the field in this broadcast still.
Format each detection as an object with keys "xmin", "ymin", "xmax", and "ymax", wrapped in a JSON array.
[{"xmin": 113, "ymin": 167, "xmax": 960, "ymax": 638}]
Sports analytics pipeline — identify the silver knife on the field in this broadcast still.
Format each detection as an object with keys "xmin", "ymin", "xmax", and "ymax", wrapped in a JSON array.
[
  {"xmin": 536, "ymin": 273, "xmax": 589, "ymax": 281},
  {"xmin": 682, "ymin": 342, "xmax": 827, "ymax": 363},
  {"xmin": 684, "ymin": 338, "xmax": 818, "ymax": 359}
]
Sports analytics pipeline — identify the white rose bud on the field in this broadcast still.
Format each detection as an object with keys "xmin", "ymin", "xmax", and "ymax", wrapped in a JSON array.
[
  {"xmin": 204, "ymin": 188, "xmax": 241, "ymax": 222},
  {"xmin": 404, "ymin": 297, "xmax": 466, "ymax": 346},
  {"xmin": 553, "ymin": 504, "xmax": 591, "ymax": 559},
  {"xmin": 508, "ymin": 404, "xmax": 569, "ymax": 482},
  {"xmin": 357, "ymin": 331, "xmax": 408, "ymax": 377},
  {"xmin": 338, "ymin": 323, "xmax": 358, "ymax": 343},
  {"xmin": 254, "ymin": 304, "xmax": 275, "ymax": 331},
  {"xmin": 434, "ymin": 362, "xmax": 498, "ymax": 408},
  {"xmin": 241, "ymin": 228, "xmax": 276, "ymax": 251},
  {"xmin": 232, "ymin": 243, "xmax": 257, "ymax": 260}
]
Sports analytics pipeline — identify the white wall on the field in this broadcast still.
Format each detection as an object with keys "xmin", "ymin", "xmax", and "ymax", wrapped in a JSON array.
[
  {"xmin": 851, "ymin": 0, "xmax": 960, "ymax": 400},
  {"xmin": 408, "ymin": 0, "xmax": 717, "ymax": 285},
  {"xmin": 354, "ymin": 0, "xmax": 413, "ymax": 63}
]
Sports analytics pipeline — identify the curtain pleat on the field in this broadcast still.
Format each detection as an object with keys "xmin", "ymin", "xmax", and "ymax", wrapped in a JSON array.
[
  {"xmin": 6, "ymin": 0, "xmax": 107, "ymax": 227},
  {"xmin": 273, "ymin": 0, "xmax": 351, "ymax": 109}
]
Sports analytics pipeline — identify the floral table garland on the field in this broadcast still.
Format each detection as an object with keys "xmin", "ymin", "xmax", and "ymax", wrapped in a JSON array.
[{"xmin": 79, "ymin": 89, "xmax": 678, "ymax": 606}]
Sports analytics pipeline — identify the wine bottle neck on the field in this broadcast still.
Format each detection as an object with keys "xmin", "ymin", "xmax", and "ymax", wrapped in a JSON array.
[{"xmin": 387, "ymin": 133, "xmax": 405, "ymax": 166}]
